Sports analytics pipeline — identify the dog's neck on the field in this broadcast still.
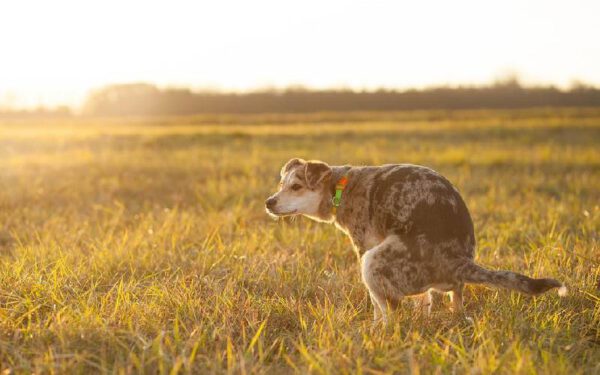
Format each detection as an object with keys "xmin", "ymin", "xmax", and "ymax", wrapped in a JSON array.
[
  {"xmin": 329, "ymin": 165, "xmax": 352, "ymax": 196},
  {"xmin": 310, "ymin": 165, "xmax": 353, "ymax": 224}
]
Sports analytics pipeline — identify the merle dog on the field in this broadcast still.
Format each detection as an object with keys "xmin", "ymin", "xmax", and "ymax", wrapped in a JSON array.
[{"xmin": 265, "ymin": 159, "xmax": 565, "ymax": 322}]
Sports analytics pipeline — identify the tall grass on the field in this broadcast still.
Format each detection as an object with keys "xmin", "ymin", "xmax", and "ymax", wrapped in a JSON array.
[{"xmin": 0, "ymin": 108, "xmax": 598, "ymax": 373}]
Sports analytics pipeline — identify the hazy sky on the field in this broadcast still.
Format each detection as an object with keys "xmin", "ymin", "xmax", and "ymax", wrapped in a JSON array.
[{"xmin": 1, "ymin": 0, "xmax": 599, "ymax": 108}]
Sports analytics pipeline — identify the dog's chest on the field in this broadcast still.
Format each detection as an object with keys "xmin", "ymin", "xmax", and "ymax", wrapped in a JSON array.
[
  {"xmin": 335, "ymin": 220, "xmax": 383, "ymax": 251},
  {"xmin": 363, "ymin": 230, "xmax": 384, "ymax": 249}
]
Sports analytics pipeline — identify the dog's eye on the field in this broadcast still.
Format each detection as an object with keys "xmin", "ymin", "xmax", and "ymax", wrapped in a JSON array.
[{"xmin": 291, "ymin": 183, "xmax": 302, "ymax": 191}]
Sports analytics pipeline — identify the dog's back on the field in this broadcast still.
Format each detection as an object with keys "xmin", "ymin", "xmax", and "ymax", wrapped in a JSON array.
[{"xmin": 337, "ymin": 164, "xmax": 475, "ymax": 259}]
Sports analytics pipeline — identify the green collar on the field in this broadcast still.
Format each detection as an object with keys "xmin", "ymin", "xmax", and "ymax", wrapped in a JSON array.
[{"xmin": 332, "ymin": 174, "xmax": 349, "ymax": 214}]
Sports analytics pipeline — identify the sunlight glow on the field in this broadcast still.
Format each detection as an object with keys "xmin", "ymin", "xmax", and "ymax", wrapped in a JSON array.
[{"xmin": 1, "ymin": 0, "xmax": 599, "ymax": 108}]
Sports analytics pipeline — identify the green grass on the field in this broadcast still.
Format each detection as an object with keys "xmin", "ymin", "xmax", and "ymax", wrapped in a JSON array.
[{"xmin": 0, "ymin": 108, "xmax": 598, "ymax": 374}]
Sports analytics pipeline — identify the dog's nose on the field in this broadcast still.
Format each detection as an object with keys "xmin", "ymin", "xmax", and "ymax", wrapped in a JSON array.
[{"xmin": 265, "ymin": 197, "xmax": 277, "ymax": 209}]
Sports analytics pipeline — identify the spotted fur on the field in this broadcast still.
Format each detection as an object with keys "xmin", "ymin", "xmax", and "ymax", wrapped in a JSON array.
[{"xmin": 266, "ymin": 159, "xmax": 565, "ymax": 322}]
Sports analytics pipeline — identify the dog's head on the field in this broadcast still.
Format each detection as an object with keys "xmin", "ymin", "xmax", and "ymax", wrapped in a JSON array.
[{"xmin": 265, "ymin": 158, "xmax": 333, "ymax": 221}]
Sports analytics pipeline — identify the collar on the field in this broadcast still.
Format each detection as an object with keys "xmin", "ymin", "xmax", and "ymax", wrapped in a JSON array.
[{"xmin": 331, "ymin": 173, "xmax": 349, "ymax": 215}]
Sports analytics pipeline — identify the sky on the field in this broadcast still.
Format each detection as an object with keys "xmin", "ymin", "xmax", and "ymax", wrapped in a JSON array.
[{"xmin": 1, "ymin": 0, "xmax": 599, "ymax": 109}]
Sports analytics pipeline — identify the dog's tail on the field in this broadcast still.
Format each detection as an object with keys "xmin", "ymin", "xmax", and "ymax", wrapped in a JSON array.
[{"xmin": 456, "ymin": 260, "xmax": 567, "ymax": 296}]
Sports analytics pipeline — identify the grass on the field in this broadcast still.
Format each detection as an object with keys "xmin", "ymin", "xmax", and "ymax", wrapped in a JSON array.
[{"xmin": 0, "ymin": 108, "xmax": 598, "ymax": 374}]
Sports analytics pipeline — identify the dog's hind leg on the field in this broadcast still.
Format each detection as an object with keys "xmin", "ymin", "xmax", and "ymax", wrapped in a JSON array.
[
  {"xmin": 361, "ymin": 235, "xmax": 407, "ymax": 324},
  {"xmin": 449, "ymin": 284, "xmax": 464, "ymax": 313},
  {"xmin": 449, "ymin": 283, "xmax": 473, "ymax": 323},
  {"xmin": 414, "ymin": 290, "xmax": 432, "ymax": 316},
  {"xmin": 369, "ymin": 294, "xmax": 383, "ymax": 322}
]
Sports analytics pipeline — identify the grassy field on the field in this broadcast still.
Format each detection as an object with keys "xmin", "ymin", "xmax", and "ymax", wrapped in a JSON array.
[{"xmin": 0, "ymin": 108, "xmax": 599, "ymax": 374}]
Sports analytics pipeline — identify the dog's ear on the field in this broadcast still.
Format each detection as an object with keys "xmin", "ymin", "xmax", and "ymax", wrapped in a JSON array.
[
  {"xmin": 281, "ymin": 158, "xmax": 305, "ymax": 176},
  {"xmin": 304, "ymin": 160, "xmax": 331, "ymax": 189}
]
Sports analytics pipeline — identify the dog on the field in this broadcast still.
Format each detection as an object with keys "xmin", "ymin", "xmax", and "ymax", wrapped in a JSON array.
[{"xmin": 265, "ymin": 158, "xmax": 566, "ymax": 322}]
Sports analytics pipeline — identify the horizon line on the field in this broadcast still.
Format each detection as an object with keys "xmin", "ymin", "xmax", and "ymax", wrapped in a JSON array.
[{"xmin": 3, "ymin": 77, "xmax": 600, "ymax": 112}]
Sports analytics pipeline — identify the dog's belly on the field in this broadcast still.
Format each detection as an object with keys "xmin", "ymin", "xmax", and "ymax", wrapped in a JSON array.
[
  {"xmin": 403, "ymin": 280, "xmax": 457, "ymax": 296},
  {"xmin": 427, "ymin": 283, "xmax": 455, "ymax": 292}
]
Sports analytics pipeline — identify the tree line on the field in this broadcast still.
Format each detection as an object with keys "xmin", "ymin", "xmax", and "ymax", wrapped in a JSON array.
[{"xmin": 82, "ymin": 81, "xmax": 600, "ymax": 116}]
